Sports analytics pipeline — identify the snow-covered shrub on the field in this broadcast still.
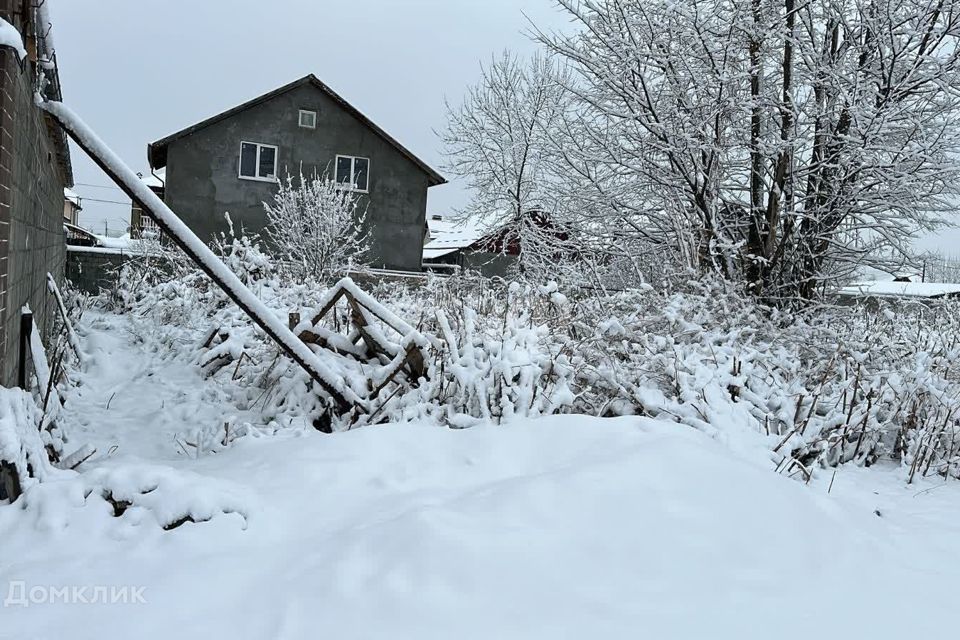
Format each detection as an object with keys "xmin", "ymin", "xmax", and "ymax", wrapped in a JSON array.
[
  {"xmin": 362, "ymin": 277, "xmax": 579, "ymax": 426},
  {"xmin": 99, "ymin": 240, "xmax": 960, "ymax": 483},
  {"xmin": 11, "ymin": 462, "xmax": 249, "ymax": 531},
  {"xmin": 0, "ymin": 388, "xmax": 65, "ymax": 498},
  {"xmin": 264, "ymin": 173, "xmax": 369, "ymax": 281}
]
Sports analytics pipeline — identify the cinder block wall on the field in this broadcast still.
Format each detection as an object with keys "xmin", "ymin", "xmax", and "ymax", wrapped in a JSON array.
[
  {"xmin": 0, "ymin": 15, "xmax": 68, "ymax": 386},
  {"xmin": 65, "ymin": 250, "xmax": 129, "ymax": 296}
]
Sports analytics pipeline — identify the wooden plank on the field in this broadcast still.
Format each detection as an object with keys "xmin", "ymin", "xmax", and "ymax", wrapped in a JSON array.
[
  {"xmin": 299, "ymin": 327, "xmax": 368, "ymax": 359},
  {"xmin": 309, "ymin": 288, "xmax": 347, "ymax": 326},
  {"xmin": 46, "ymin": 273, "xmax": 84, "ymax": 365},
  {"xmin": 346, "ymin": 294, "xmax": 398, "ymax": 360},
  {"xmin": 369, "ymin": 345, "xmax": 423, "ymax": 398}
]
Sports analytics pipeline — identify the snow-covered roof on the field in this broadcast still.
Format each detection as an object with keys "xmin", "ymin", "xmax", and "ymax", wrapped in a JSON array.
[
  {"xmin": 838, "ymin": 281, "xmax": 960, "ymax": 299},
  {"xmin": 64, "ymin": 187, "xmax": 81, "ymax": 208},
  {"xmin": 139, "ymin": 172, "xmax": 165, "ymax": 189},
  {"xmin": 149, "ymin": 75, "xmax": 446, "ymax": 187},
  {"xmin": 422, "ymin": 245, "xmax": 461, "ymax": 260},
  {"xmin": 0, "ymin": 17, "xmax": 26, "ymax": 61},
  {"xmin": 422, "ymin": 214, "xmax": 501, "ymax": 260}
]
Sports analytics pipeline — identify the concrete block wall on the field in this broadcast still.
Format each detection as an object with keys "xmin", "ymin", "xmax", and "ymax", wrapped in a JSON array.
[
  {"xmin": 0, "ymin": 40, "xmax": 68, "ymax": 386},
  {"xmin": 65, "ymin": 249, "xmax": 129, "ymax": 296}
]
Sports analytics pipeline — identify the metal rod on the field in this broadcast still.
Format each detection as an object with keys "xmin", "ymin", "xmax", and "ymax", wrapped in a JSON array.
[{"xmin": 44, "ymin": 107, "xmax": 352, "ymax": 412}]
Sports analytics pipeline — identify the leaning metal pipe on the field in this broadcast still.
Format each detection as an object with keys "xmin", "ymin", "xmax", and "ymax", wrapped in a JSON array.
[{"xmin": 39, "ymin": 98, "xmax": 358, "ymax": 414}]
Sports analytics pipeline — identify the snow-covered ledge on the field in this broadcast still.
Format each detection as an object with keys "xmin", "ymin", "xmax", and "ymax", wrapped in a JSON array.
[{"xmin": 0, "ymin": 16, "xmax": 27, "ymax": 61}]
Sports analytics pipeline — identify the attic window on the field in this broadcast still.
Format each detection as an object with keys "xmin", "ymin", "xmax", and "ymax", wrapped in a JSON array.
[
  {"xmin": 298, "ymin": 109, "xmax": 317, "ymax": 129},
  {"xmin": 239, "ymin": 141, "xmax": 278, "ymax": 181},
  {"xmin": 335, "ymin": 155, "xmax": 370, "ymax": 192}
]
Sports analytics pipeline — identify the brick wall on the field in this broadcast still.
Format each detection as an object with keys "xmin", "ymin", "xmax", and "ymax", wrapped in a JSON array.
[{"xmin": 0, "ymin": 24, "xmax": 69, "ymax": 386}]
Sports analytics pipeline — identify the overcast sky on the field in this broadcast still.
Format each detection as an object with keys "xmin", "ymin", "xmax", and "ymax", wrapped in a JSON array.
[
  {"xmin": 49, "ymin": 1, "xmax": 959, "ymax": 254},
  {"xmin": 50, "ymin": 0, "xmax": 569, "ymax": 235}
]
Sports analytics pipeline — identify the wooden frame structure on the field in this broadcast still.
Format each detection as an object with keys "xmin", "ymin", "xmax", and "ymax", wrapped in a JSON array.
[{"xmin": 293, "ymin": 280, "xmax": 428, "ymax": 400}]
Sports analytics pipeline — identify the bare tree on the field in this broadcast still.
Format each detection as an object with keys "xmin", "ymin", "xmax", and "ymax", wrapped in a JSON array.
[
  {"xmin": 532, "ymin": 0, "xmax": 960, "ymax": 303},
  {"xmin": 442, "ymin": 51, "xmax": 580, "ymax": 280},
  {"xmin": 264, "ymin": 174, "xmax": 369, "ymax": 281}
]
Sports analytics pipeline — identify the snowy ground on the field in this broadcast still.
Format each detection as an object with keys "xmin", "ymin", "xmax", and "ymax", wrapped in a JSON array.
[{"xmin": 2, "ymin": 311, "xmax": 960, "ymax": 639}]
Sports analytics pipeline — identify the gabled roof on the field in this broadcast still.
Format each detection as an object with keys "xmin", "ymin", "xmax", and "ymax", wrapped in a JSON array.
[
  {"xmin": 423, "ymin": 214, "xmax": 497, "ymax": 257},
  {"xmin": 147, "ymin": 74, "xmax": 446, "ymax": 187},
  {"xmin": 64, "ymin": 187, "xmax": 81, "ymax": 208}
]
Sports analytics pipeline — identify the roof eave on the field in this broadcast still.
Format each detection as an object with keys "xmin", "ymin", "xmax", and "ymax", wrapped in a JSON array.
[{"xmin": 147, "ymin": 141, "xmax": 166, "ymax": 170}]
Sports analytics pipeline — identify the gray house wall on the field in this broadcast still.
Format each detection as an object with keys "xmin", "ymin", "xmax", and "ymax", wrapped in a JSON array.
[
  {"xmin": 0, "ymin": 6, "xmax": 70, "ymax": 388},
  {"xmin": 163, "ymin": 83, "xmax": 432, "ymax": 272}
]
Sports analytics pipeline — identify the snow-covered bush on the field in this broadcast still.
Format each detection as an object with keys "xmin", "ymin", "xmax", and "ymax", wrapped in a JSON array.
[
  {"xmin": 264, "ymin": 174, "xmax": 369, "ymax": 281},
  {"xmin": 99, "ymin": 240, "xmax": 960, "ymax": 483},
  {"xmin": 0, "ymin": 388, "xmax": 66, "ymax": 499}
]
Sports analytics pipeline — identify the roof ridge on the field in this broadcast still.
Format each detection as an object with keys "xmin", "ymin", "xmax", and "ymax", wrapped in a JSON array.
[{"xmin": 148, "ymin": 74, "xmax": 445, "ymax": 186}]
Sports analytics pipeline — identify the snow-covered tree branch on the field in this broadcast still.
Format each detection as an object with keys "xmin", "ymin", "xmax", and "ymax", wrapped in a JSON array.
[
  {"xmin": 263, "ymin": 174, "xmax": 370, "ymax": 281},
  {"xmin": 439, "ymin": 0, "xmax": 960, "ymax": 302},
  {"xmin": 442, "ymin": 52, "xmax": 582, "ymax": 280}
]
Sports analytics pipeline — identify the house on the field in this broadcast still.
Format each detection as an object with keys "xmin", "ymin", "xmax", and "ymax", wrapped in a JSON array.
[
  {"xmin": 147, "ymin": 74, "xmax": 446, "ymax": 272},
  {"xmin": 422, "ymin": 214, "xmax": 510, "ymax": 276},
  {"xmin": 63, "ymin": 188, "xmax": 81, "ymax": 225},
  {"xmin": 130, "ymin": 173, "xmax": 165, "ymax": 239},
  {"xmin": 423, "ymin": 211, "xmax": 574, "ymax": 277},
  {"xmin": 0, "ymin": 3, "xmax": 72, "ymax": 386}
]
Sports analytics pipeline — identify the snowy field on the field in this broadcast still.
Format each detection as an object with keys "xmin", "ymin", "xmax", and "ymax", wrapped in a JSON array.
[{"xmin": 2, "ymin": 311, "xmax": 960, "ymax": 639}]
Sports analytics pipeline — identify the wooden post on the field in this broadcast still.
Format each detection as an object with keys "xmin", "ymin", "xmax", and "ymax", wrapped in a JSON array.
[
  {"xmin": 0, "ymin": 460, "xmax": 22, "ymax": 502},
  {"xmin": 46, "ymin": 273, "xmax": 84, "ymax": 364},
  {"xmin": 18, "ymin": 310, "xmax": 33, "ymax": 389}
]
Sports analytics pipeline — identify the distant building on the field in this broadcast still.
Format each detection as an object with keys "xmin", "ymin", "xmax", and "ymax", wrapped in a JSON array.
[
  {"xmin": 63, "ymin": 187, "xmax": 81, "ymax": 225},
  {"xmin": 422, "ymin": 214, "xmax": 514, "ymax": 277},
  {"xmin": 130, "ymin": 173, "xmax": 165, "ymax": 239},
  {"xmin": 423, "ymin": 211, "xmax": 574, "ymax": 277},
  {"xmin": 837, "ymin": 279, "xmax": 960, "ymax": 302},
  {"xmin": 147, "ymin": 74, "xmax": 446, "ymax": 271}
]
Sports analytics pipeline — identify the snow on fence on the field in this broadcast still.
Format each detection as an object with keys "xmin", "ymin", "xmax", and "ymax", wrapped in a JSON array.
[{"xmin": 201, "ymin": 278, "xmax": 432, "ymax": 431}]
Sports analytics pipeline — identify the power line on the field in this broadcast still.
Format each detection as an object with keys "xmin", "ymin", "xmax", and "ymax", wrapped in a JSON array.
[
  {"xmin": 72, "ymin": 182, "xmax": 125, "ymax": 191},
  {"xmin": 77, "ymin": 196, "xmax": 131, "ymax": 206}
]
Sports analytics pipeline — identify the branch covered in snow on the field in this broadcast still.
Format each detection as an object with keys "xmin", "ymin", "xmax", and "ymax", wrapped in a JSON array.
[{"xmin": 264, "ymin": 174, "xmax": 369, "ymax": 281}]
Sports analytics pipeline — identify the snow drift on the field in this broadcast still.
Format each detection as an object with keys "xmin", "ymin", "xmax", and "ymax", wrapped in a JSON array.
[{"xmin": 2, "ymin": 415, "xmax": 959, "ymax": 639}]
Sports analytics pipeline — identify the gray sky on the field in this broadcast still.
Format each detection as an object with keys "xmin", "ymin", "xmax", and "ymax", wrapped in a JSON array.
[
  {"xmin": 49, "ymin": 0, "xmax": 959, "ymax": 254},
  {"xmin": 50, "ymin": 0, "xmax": 569, "ymax": 235}
]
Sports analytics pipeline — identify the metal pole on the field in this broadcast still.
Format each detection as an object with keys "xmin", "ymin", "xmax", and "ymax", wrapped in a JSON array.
[{"xmin": 43, "ymin": 103, "xmax": 353, "ymax": 413}]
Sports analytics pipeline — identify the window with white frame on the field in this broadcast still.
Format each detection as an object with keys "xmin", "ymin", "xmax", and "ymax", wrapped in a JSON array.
[
  {"xmin": 298, "ymin": 109, "xmax": 317, "ymax": 129},
  {"xmin": 335, "ymin": 155, "xmax": 370, "ymax": 192},
  {"xmin": 239, "ymin": 141, "xmax": 278, "ymax": 181}
]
